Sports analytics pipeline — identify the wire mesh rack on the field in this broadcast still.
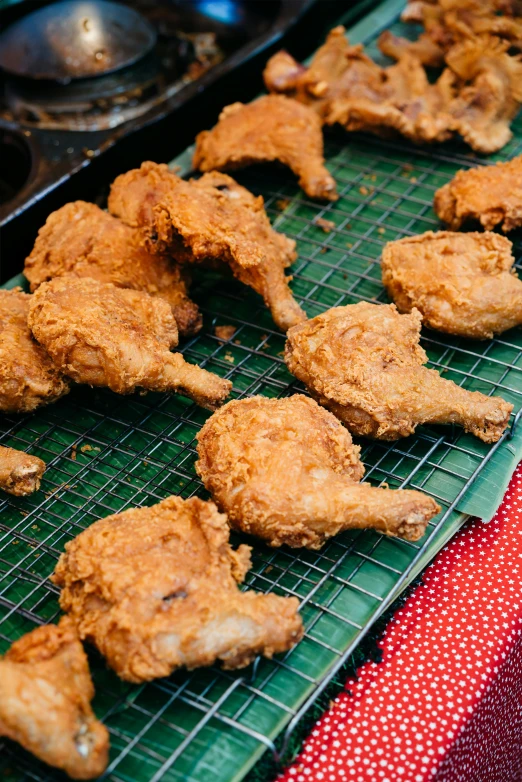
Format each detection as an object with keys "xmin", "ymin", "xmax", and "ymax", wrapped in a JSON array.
[{"xmin": 2, "ymin": 2, "xmax": 522, "ymax": 780}]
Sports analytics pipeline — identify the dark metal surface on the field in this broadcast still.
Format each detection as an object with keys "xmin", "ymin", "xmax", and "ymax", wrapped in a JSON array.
[
  {"xmin": 0, "ymin": 0, "xmax": 157, "ymax": 81},
  {"xmin": 0, "ymin": 0, "xmax": 326, "ymax": 241}
]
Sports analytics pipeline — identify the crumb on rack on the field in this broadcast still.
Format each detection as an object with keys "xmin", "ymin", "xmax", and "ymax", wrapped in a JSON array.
[
  {"xmin": 314, "ymin": 217, "xmax": 336, "ymax": 233},
  {"xmin": 276, "ymin": 198, "xmax": 291, "ymax": 211},
  {"xmin": 215, "ymin": 325, "xmax": 236, "ymax": 340}
]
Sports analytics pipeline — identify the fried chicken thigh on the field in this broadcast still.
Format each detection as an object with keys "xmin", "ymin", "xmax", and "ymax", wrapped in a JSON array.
[
  {"xmin": 0, "ymin": 289, "xmax": 69, "ymax": 413},
  {"xmin": 28, "ymin": 277, "xmax": 231, "ymax": 410},
  {"xmin": 52, "ymin": 496, "xmax": 303, "ymax": 682},
  {"xmin": 24, "ymin": 201, "xmax": 201, "ymax": 337},
  {"xmin": 193, "ymin": 95, "xmax": 338, "ymax": 201},
  {"xmin": 434, "ymin": 155, "xmax": 522, "ymax": 231},
  {"xmin": 0, "ymin": 618, "xmax": 109, "ymax": 779},
  {"xmin": 382, "ymin": 231, "xmax": 522, "ymax": 339},
  {"xmin": 264, "ymin": 26, "xmax": 453, "ymax": 146},
  {"xmin": 0, "ymin": 445, "xmax": 45, "ymax": 496},
  {"xmin": 108, "ymin": 162, "xmax": 306, "ymax": 331},
  {"xmin": 196, "ymin": 395, "xmax": 440, "ymax": 548},
  {"xmin": 285, "ymin": 303, "xmax": 512, "ymax": 442}
]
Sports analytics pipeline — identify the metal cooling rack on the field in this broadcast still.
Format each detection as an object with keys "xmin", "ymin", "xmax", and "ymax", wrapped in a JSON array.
[{"xmin": 1, "ymin": 2, "xmax": 522, "ymax": 780}]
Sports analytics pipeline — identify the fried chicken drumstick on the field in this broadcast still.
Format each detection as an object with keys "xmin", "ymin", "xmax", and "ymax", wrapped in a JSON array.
[
  {"xmin": 108, "ymin": 162, "xmax": 306, "ymax": 332},
  {"xmin": 196, "ymin": 395, "xmax": 440, "ymax": 548},
  {"xmin": 28, "ymin": 277, "xmax": 231, "ymax": 410},
  {"xmin": 193, "ymin": 95, "xmax": 338, "ymax": 201},
  {"xmin": 0, "ymin": 618, "xmax": 109, "ymax": 779},
  {"xmin": 52, "ymin": 496, "xmax": 303, "ymax": 682},
  {"xmin": 285, "ymin": 303, "xmax": 513, "ymax": 442},
  {"xmin": 0, "ymin": 289, "xmax": 69, "ymax": 413},
  {"xmin": 434, "ymin": 155, "xmax": 522, "ymax": 232},
  {"xmin": 24, "ymin": 201, "xmax": 201, "ymax": 337},
  {"xmin": 382, "ymin": 231, "xmax": 522, "ymax": 339},
  {"xmin": 0, "ymin": 445, "xmax": 45, "ymax": 496}
]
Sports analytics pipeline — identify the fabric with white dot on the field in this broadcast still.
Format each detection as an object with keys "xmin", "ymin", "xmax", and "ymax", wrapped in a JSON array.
[{"xmin": 279, "ymin": 463, "xmax": 522, "ymax": 781}]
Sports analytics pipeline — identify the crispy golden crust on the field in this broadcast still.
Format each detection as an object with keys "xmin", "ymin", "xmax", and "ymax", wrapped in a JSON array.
[
  {"xmin": 0, "ymin": 617, "xmax": 109, "ymax": 779},
  {"xmin": 196, "ymin": 395, "xmax": 440, "ymax": 547},
  {"xmin": 24, "ymin": 201, "xmax": 201, "ymax": 337},
  {"xmin": 378, "ymin": 29, "xmax": 445, "ymax": 67},
  {"xmin": 264, "ymin": 27, "xmax": 454, "ymax": 145},
  {"xmin": 28, "ymin": 277, "xmax": 231, "ymax": 410},
  {"xmin": 52, "ymin": 496, "xmax": 303, "ymax": 682},
  {"xmin": 434, "ymin": 155, "xmax": 522, "ymax": 231},
  {"xmin": 445, "ymin": 35, "xmax": 522, "ymax": 154},
  {"xmin": 0, "ymin": 289, "xmax": 69, "ymax": 413},
  {"xmin": 390, "ymin": 0, "xmax": 522, "ymax": 66},
  {"xmin": 108, "ymin": 162, "xmax": 306, "ymax": 332},
  {"xmin": 0, "ymin": 445, "xmax": 45, "ymax": 496},
  {"xmin": 285, "ymin": 302, "xmax": 513, "ymax": 442},
  {"xmin": 382, "ymin": 231, "xmax": 522, "ymax": 339},
  {"xmin": 193, "ymin": 95, "xmax": 337, "ymax": 201},
  {"xmin": 265, "ymin": 25, "xmax": 522, "ymax": 153}
]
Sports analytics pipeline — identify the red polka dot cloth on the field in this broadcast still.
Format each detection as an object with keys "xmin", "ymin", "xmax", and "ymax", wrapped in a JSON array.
[{"xmin": 279, "ymin": 463, "xmax": 522, "ymax": 782}]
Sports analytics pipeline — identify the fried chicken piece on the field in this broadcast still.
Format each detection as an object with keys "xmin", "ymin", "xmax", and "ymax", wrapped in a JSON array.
[
  {"xmin": 196, "ymin": 395, "xmax": 440, "ymax": 548},
  {"xmin": 27, "ymin": 277, "xmax": 231, "ymax": 410},
  {"xmin": 0, "ymin": 445, "xmax": 45, "ymax": 496},
  {"xmin": 263, "ymin": 26, "xmax": 454, "ymax": 146},
  {"xmin": 392, "ymin": 0, "xmax": 522, "ymax": 65},
  {"xmin": 193, "ymin": 95, "xmax": 338, "ymax": 201},
  {"xmin": 52, "ymin": 496, "xmax": 303, "ymax": 682},
  {"xmin": 108, "ymin": 162, "xmax": 305, "ymax": 331},
  {"xmin": 24, "ymin": 202, "xmax": 201, "ymax": 337},
  {"xmin": 266, "ymin": 25, "xmax": 522, "ymax": 153},
  {"xmin": 382, "ymin": 231, "xmax": 522, "ymax": 339},
  {"xmin": 445, "ymin": 35, "xmax": 522, "ymax": 154},
  {"xmin": 379, "ymin": 30, "xmax": 445, "ymax": 68},
  {"xmin": 285, "ymin": 302, "xmax": 513, "ymax": 442},
  {"xmin": 0, "ymin": 617, "xmax": 109, "ymax": 779},
  {"xmin": 434, "ymin": 155, "xmax": 522, "ymax": 231},
  {"xmin": 0, "ymin": 289, "xmax": 69, "ymax": 413}
]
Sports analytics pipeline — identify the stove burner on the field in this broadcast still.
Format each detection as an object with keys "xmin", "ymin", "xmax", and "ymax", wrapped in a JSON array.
[
  {"xmin": 2, "ymin": 30, "xmax": 223, "ymax": 132},
  {"xmin": 0, "ymin": 0, "xmax": 157, "ymax": 82}
]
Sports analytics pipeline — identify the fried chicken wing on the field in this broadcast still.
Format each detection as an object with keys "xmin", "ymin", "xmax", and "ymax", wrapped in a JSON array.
[
  {"xmin": 0, "ymin": 445, "xmax": 45, "ymax": 496},
  {"xmin": 108, "ymin": 162, "xmax": 305, "ymax": 331},
  {"xmin": 24, "ymin": 201, "xmax": 201, "ymax": 337},
  {"xmin": 196, "ymin": 395, "xmax": 440, "ymax": 548},
  {"xmin": 434, "ymin": 155, "xmax": 522, "ymax": 231},
  {"xmin": 27, "ymin": 277, "xmax": 231, "ymax": 410},
  {"xmin": 264, "ymin": 27, "xmax": 454, "ymax": 145},
  {"xmin": 193, "ymin": 95, "xmax": 337, "ymax": 201},
  {"xmin": 285, "ymin": 303, "xmax": 513, "ymax": 442},
  {"xmin": 0, "ymin": 289, "xmax": 69, "ymax": 413},
  {"xmin": 52, "ymin": 496, "xmax": 303, "ymax": 682},
  {"xmin": 382, "ymin": 231, "xmax": 522, "ymax": 339},
  {"xmin": 0, "ymin": 618, "xmax": 109, "ymax": 779}
]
